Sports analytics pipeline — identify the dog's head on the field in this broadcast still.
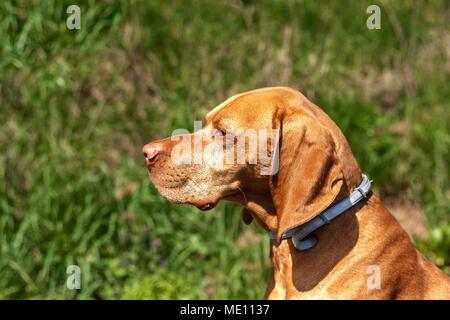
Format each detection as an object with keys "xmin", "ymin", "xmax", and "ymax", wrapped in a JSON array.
[{"xmin": 143, "ymin": 87, "xmax": 361, "ymax": 239}]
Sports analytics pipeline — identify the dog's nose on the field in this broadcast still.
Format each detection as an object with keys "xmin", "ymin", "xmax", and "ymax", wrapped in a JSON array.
[{"xmin": 142, "ymin": 143, "xmax": 159, "ymax": 166}]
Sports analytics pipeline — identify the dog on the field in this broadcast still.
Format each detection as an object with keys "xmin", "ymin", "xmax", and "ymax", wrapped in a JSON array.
[{"xmin": 142, "ymin": 87, "xmax": 450, "ymax": 299}]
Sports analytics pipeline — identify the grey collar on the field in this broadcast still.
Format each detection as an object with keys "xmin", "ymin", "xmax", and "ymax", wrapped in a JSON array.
[{"xmin": 268, "ymin": 174, "xmax": 372, "ymax": 251}]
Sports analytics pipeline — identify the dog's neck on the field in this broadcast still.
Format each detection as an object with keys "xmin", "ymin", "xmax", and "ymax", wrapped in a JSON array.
[
  {"xmin": 238, "ymin": 180, "xmax": 358, "ymax": 233},
  {"xmin": 265, "ymin": 197, "xmax": 370, "ymax": 299}
]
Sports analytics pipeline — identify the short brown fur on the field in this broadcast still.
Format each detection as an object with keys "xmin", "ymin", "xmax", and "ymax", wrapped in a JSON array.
[{"xmin": 143, "ymin": 87, "xmax": 450, "ymax": 299}]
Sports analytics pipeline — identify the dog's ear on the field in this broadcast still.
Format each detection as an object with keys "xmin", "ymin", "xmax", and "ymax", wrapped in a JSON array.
[
  {"xmin": 270, "ymin": 109, "xmax": 345, "ymax": 241},
  {"xmin": 242, "ymin": 208, "xmax": 253, "ymax": 225}
]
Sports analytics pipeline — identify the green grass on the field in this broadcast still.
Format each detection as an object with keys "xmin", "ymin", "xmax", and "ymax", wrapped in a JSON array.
[{"xmin": 0, "ymin": 0, "xmax": 449, "ymax": 299}]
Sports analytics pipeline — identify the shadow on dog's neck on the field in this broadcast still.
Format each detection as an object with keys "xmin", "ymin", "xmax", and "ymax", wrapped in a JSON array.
[
  {"xmin": 227, "ymin": 176, "xmax": 371, "ymax": 285},
  {"xmin": 237, "ymin": 179, "xmax": 359, "ymax": 233},
  {"xmin": 265, "ymin": 197, "xmax": 368, "ymax": 298},
  {"xmin": 230, "ymin": 188, "xmax": 371, "ymax": 298}
]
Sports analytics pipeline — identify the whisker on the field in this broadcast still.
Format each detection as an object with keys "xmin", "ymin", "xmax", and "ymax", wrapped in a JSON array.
[{"xmin": 237, "ymin": 186, "xmax": 247, "ymax": 203}]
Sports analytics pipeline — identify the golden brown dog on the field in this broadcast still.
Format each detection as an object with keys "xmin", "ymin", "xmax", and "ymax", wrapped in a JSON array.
[{"xmin": 142, "ymin": 87, "xmax": 450, "ymax": 299}]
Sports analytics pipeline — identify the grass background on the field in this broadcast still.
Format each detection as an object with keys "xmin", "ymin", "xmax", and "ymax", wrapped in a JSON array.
[{"xmin": 0, "ymin": 0, "xmax": 449, "ymax": 299}]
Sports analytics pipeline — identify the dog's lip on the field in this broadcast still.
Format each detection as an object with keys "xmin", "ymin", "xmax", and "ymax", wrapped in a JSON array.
[
  {"xmin": 192, "ymin": 191, "xmax": 240, "ymax": 211},
  {"xmin": 196, "ymin": 203, "xmax": 216, "ymax": 211}
]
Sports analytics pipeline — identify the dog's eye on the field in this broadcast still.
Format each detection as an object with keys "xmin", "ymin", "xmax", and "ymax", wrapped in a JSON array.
[{"xmin": 213, "ymin": 128, "xmax": 226, "ymax": 138}]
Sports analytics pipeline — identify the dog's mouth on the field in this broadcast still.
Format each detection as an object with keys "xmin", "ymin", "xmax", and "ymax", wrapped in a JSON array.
[
  {"xmin": 190, "ymin": 190, "xmax": 241, "ymax": 211},
  {"xmin": 149, "ymin": 169, "xmax": 242, "ymax": 211},
  {"xmin": 196, "ymin": 203, "xmax": 216, "ymax": 211}
]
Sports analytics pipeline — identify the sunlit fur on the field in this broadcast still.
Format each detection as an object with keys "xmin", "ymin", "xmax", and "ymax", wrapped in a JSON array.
[{"xmin": 144, "ymin": 87, "xmax": 450, "ymax": 299}]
